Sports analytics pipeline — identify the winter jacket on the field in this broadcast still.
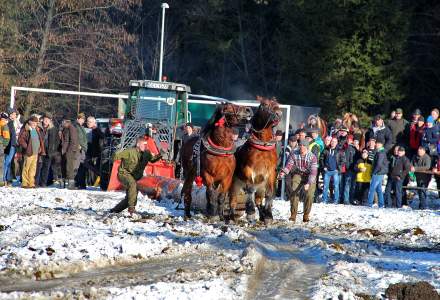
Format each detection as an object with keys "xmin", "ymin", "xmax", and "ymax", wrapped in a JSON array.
[
  {"xmin": 0, "ymin": 119, "xmax": 10, "ymax": 147},
  {"xmin": 387, "ymin": 118, "xmax": 409, "ymax": 145},
  {"xmin": 62, "ymin": 124, "xmax": 79, "ymax": 155},
  {"xmin": 421, "ymin": 126, "xmax": 439, "ymax": 149},
  {"xmin": 315, "ymin": 136, "xmax": 325, "ymax": 153},
  {"xmin": 412, "ymin": 153, "xmax": 431, "ymax": 184},
  {"xmin": 308, "ymin": 141, "xmax": 321, "ymax": 160},
  {"xmin": 365, "ymin": 126, "xmax": 393, "ymax": 152},
  {"xmin": 409, "ymin": 123, "xmax": 425, "ymax": 151},
  {"xmin": 87, "ymin": 127, "xmax": 105, "ymax": 158},
  {"xmin": 372, "ymin": 147, "xmax": 388, "ymax": 175},
  {"xmin": 389, "ymin": 155, "xmax": 411, "ymax": 180},
  {"xmin": 321, "ymin": 147, "xmax": 345, "ymax": 172},
  {"xmin": 74, "ymin": 122, "xmax": 88, "ymax": 153},
  {"xmin": 42, "ymin": 124, "xmax": 61, "ymax": 157},
  {"xmin": 18, "ymin": 124, "xmax": 45, "ymax": 157},
  {"xmin": 354, "ymin": 158, "xmax": 372, "ymax": 183},
  {"xmin": 113, "ymin": 148, "xmax": 156, "ymax": 180},
  {"xmin": 342, "ymin": 143, "xmax": 357, "ymax": 172},
  {"xmin": 5, "ymin": 119, "xmax": 18, "ymax": 154}
]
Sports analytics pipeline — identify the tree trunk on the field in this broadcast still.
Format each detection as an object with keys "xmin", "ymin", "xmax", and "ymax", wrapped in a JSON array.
[
  {"xmin": 236, "ymin": 2, "xmax": 249, "ymax": 82},
  {"xmin": 24, "ymin": 0, "xmax": 56, "ymax": 118}
]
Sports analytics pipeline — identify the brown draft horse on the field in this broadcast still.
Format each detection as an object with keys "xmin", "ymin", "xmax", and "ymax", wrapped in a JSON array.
[
  {"xmin": 180, "ymin": 102, "xmax": 252, "ymax": 220},
  {"xmin": 229, "ymin": 97, "xmax": 282, "ymax": 224}
]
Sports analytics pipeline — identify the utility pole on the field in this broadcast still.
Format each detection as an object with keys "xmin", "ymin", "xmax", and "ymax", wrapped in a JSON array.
[
  {"xmin": 158, "ymin": 3, "xmax": 169, "ymax": 82},
  {"xmin": 77, "ymin": 61, "xmax": 81, "ymax": 114}
]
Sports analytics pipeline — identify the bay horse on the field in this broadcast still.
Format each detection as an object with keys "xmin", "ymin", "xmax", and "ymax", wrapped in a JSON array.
[
  {"xmin": 229, "ymin": 97, "xmax": 282, "ymax": 224},
  {"xmin": 180, "ymin": 102, "xmax": 252, "ymax": 220}
]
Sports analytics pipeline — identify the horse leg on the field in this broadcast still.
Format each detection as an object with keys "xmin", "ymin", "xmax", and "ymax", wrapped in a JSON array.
[
  {"xmin": 255, "ymin": 192, "xmax": 265, "ymax": 222},
  {"xmin": 245, "ymin": 186, "xmax": 257, "ymax": 222},
  {"xmin": 205, "ymin": 175, "xmax": 219, "ymax": 220},
  {"xmin": 264, "ymin": 174, "xmax": 276, "ymax": 224},
  {"xmin": 228, "ymin": 176, "xmax": 243, "ymax": 223}
]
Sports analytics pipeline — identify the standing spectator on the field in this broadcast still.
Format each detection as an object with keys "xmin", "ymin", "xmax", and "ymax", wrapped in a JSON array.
[
  {"xmin": 366, "ymin": 138, "xmax": 376, "ymax": 164},
  {"xmin": 61, "ymin": 119, "xmax": 79, "ymax": 189},
  {"xmin": 365, "ymin": 114, "xmax": 393, "ymax": 152},
  {"xmin": 18, "ymin": 116, "xmax": 45, "ymax": 188},
  {"xmin": 285, "ymin": 135, "xmax": 298, "ymax": 160},
  {"xmin": 329, "ymin": 118, "xmax": 342, "ymax": 137},
  {"xmin": 306, "ymin": 130, "xmax": 320, "ymax": 159},
  {"xmin": 409, "ymin": 115, "xmax": 425, "ymax": 158},
  {"xmin": 340, "ymin": 134, "xmax": 357, "ymax": 205},
  {"xmin": 86, "ymin": 116, "xmax": 105, "ymax": 184},
  {"xmin": 336, "ymin": 126, "xmax": 349, "ymax": 147},
  {"xmin": 74, "ymin": 113, "xmax": 88, "ymax": 189},
  {"xmin": 385, "ymin": 146, "xmax": 411, "ymax": 208},
  {"xmin": 321, "ymin": 137, "xmax": 345, "ymax": 204},
  {"xmin": 275, "ymin": 130, "xmax": 284, "ymax": 169},
  {"xmin": 0, "ymin": 112, "xmax": 10, "ymax": 185},
  {"xmin": 39, "ymin": 113, "xmax": 62, "ymax": 187},
  {"xmin": 387, "ymin": 108, "xmax": 409, "ymax": 148},
  {"xmin": 432, "ymin": 153, "xmax": 440, "ymax": 199},
  {"xmin": 279, "ymin": 139, "xmax": 318, "ymax": 223},
  {"xmin": 297, "ymin": 129, "xmax": 306, "ymax": 142},
  {"xmin": 411, "ymin": 146, "xmax": 431, "ymax": 209},
  {"xmin": 421, "ymin": 116, "xmax": 439, "ymax": 156},
  {"xmin": 3, "ymin": 108, "xmax": 19, "ymax": 186},
  {"xmin": 310, "ymin": 128, "xmax": 324, "ymax": 153},
  {"xmin": 367, "ymin": 139, "xmax": 388, "ymax": 208},
  {"xmin": 354, "ymin": 149, "xmax": 372, "ymax": 205}
]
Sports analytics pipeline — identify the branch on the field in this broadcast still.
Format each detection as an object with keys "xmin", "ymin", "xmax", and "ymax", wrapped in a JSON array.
[{"xmin": 53, "ymin": 5, "xmax": 115, "ymax": 18}]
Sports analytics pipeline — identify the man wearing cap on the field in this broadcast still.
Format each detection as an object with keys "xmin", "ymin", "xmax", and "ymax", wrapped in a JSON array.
[
  {"xmin": 3, "ymin": 108, "xmax": 19, "ymax": 186},
  {"xmin": 18, "ymin": 116, "xmax": 45, "ymax": 188},
  {"xmin": 385, "ymin": 146, "xmax": 411, "ymax": 208},
  {"xmin": 39, "ymin": 113, "xmax": 62, "ymax": 187},
  {"xmin": 367, "ymin": 138, "xmax": 388, "ymax": 208},
  {"xmin": 387, "ymin": 108, "xmax": 409, "ymax": 149},
  {"xmin": 110, "ymin": 137, "xmax": 162, "ymax": 215},
  {"xmin": 365, "ymin": 114, "xmax": 392, "ymax": 152},
  {"xmin": 279, "ymin": 139, "xmax": 318, "ymax": 222},
  {"xmin": 411, "ymin": 146, "xmax": 431, "ymax": 209},
  {"xmin": 61, "ymin": 118, "xmax": 79, "ymax": 189}
]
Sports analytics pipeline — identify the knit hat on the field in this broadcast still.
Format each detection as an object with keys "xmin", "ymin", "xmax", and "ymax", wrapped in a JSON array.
[
  {"xmin": 426, "ymin": 116, "xmax": 434, "ymax": 124},
  {"xmin": 0, "ymin": 112, "xmax": 8, "ymax": 119},
  {"xmin": 395, "ymin": 108, "xmax": 403, "ymax": 114},
  {"xmin": 418, "ymin": 116, "xmax": 425, "ymax": 122},
  {"xmin": 413, "ymin": 108, "xmax": 421, "ymax": 115}
]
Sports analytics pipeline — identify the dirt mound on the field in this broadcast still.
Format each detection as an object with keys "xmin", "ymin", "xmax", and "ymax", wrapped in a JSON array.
[{"xmin": 385, "ymin": 281, "xmax": 440, "ymax": 300}]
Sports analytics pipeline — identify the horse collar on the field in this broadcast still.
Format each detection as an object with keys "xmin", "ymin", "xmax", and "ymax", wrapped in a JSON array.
[
  {"xmin": 248, "ymin": 134, "xmax": 277, "ymax": 151},
  {"xmin": 201, "ymin": 135, "xmax": 236, "ymax": 157}
]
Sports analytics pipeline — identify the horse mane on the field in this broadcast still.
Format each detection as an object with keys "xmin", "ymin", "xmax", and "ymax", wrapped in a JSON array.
[
  {"xmin": 342, "ymin": 113, "xmax": 359, "ymax": 129},
  {"xmin": 201, "ymin": 104, "xmax": 223, "ymax": 136}
]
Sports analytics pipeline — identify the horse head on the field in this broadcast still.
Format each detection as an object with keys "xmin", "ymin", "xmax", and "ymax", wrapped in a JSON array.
[
  {"xmin": 220, "ymin": 102, "xmax": 253, "ymax": 127},
  {"xmin": 252, "ymin": 96, "xmax": 282, "ymax": 130}
]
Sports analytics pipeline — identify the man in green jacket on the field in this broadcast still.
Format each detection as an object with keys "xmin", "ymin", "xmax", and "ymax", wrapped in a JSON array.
[
  {"xmin": 74, "ymin": 113, "xmax": 88, "ymax": 189},
  {"xmin": 110, "ymin": 137, "xmax": 161, "ymax": 215}
]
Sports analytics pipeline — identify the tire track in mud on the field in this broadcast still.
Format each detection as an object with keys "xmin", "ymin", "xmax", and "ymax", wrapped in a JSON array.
[
  {"xmin": 244, "ymin": 229, "xmax": 326, "ymax": 300},
  {"xmin": 0, "ymin": 251, "xmax": 228, "ymax": 293}
]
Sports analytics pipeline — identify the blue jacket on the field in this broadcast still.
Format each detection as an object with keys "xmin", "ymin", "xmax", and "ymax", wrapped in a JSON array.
[{"xmin": 421, "ymin": 126, "xmax": 439, "ymax": 147}]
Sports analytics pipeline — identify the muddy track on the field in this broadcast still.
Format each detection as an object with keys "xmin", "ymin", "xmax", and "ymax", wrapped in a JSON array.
[
  {"xmin": 0, "ymin": 251, "xmax": 227, "ymax": 293},
  {"xmin": 245, "ymin": 229, "xmax": 326, "ymax": 300}
]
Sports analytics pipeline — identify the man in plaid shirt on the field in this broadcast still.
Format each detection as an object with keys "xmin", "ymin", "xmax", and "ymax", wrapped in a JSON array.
[{"xmin": 279, "ymin": 139, "xmax": 318, "ymax": 222}]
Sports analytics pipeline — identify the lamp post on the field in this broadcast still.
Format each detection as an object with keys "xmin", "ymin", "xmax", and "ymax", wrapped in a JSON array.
[{"xmin": 158, "ymin": 3, "xmax": 169, "ymax": 82}]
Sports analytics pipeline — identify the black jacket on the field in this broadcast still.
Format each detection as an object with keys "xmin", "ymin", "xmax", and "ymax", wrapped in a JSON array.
[
  {"xmin": 372, "ymin": 148, "xmax": 389, "ymax": 175},
  {"xmin": 342, "ymin": 143, "xmax": 357, "ymax": 171},
  {"xmin": 389, "ymin": 155, "xmax": 411, "ymax": 180},
  {"xmin": 87, "ymin": 127, "xmax": 105, "ymax": 158},
  {"xmin": 366, "ymin": 126, "xmax": 393, "ymax": 152},
  {"xmin": 42, "ymin": 125, "xmax": 61, "ymax": 157},
  {"xmin": 5, "ymin": 120, "xmax": 17, "ymax": 154}
]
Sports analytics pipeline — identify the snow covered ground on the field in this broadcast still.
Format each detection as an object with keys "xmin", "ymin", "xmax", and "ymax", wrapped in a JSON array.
[{"xmin": 0, "ymin": 183, "xmax": 439, "ymax": 299}]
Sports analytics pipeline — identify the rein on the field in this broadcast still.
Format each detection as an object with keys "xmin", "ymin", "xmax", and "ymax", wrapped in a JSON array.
[{"xmin": 201, "ymin": 135, "xmax": 236, "ymax": 157}]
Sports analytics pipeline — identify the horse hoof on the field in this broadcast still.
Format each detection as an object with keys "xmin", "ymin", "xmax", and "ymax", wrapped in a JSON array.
[
  {"xmin": 184, "ymin": 214, "xmax": 192, "ymax": 221},
  {"xmin": 264, "ymin": 218, "xmax": 273, "ymax": 226}
]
